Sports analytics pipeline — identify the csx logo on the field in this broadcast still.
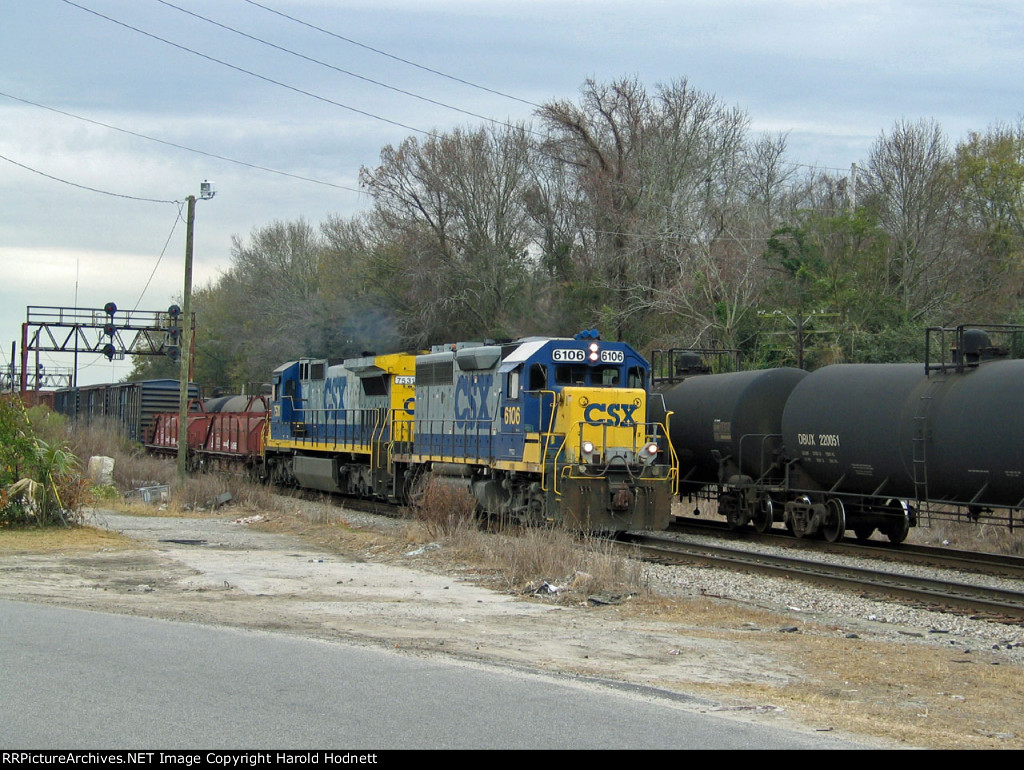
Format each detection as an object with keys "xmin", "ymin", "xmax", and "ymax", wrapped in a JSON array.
[
  {"xmin": 454, "ymin": 374, "xmax": 493, "ymax": 427},
  {"xmin": 583, "ymin": 402, "xmax": 639, "ymax": 427}
]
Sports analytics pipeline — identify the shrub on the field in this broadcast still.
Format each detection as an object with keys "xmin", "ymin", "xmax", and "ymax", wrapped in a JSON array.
[
  {"xmin": 409, "ymin": 478, "xmax": 477, "ymax": 538},
  {"xmin": 0, "ymin": 397, "xmax": 87, "ymax": 526}
]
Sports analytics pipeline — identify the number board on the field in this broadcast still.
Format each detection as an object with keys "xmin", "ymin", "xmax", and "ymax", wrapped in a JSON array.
[{"xmin": 552, "ymin": 348, "xmax": 585, "ymax": 363}]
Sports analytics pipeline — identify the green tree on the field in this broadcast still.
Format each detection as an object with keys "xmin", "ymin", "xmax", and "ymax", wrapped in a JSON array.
[{"xmin": 954, "ymin": 121, "xmax": 1024, "ymax": 316}]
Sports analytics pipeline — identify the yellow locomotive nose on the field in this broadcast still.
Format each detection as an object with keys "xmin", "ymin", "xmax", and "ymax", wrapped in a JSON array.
[{"xmin": 555, "ymin": 387, "xmax": 648, "ymax": 463}]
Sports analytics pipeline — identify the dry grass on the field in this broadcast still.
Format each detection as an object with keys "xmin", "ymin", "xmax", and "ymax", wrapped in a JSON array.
[
  {"xmin": 249, "ymin": 501, "xmax": 1024, "ymax": 749},
  {"xmin": 0, "ymin": 524, "xmax": 136, "ymax": 555},
  {"xmin": 408, "ymin": 478, "xmax": 477, "ymax": 539},
  {"xmin": 911, "ymin": 515, "xmax": 1024, "ymax": 556},
  {"xmin": 401, "ymin": 477, "xmax": 646, "ymax": 597},
  {"xmin": 705, "ymin": 629, "xmax": 1023, "ymax": 749},
  {"xmin": 617, "ymin": 591, "xmax": 1024, "ymax": 749},
  {"xmin": 65, "ymin": 420, "xmax": 288, "ymax": 517}
]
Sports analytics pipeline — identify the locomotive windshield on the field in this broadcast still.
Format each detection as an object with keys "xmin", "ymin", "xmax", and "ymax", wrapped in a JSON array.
[{"xmin": 551, "ymin": 364, "xmax": 645, "ymax": 388}]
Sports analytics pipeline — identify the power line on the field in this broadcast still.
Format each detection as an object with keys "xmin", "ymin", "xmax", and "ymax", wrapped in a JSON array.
[
  {"xmin": 0, "ymin": 151, "xmax": 179, "ymax": 204},
  {"xmin": 240, "ymin": 0, "xmax": 543, "ymax": 110},
  {"xmin": 59, "ymin": 0, "xmax": 438, "ymax": 140},
  {"xmin": 0, "ymin": 90, "xmax": 361, "ymax": 194},
  {"xmin": 150, "ymin": 0, "xmax": 534, "ymax": 136},
  {"xmin": 134, "ymin": 201, "xmax": 186, "ymax": 311},
  {"xmin": 57, "ymin": 2, "xmax": 851, "ymax": 191},
  {"xmin": 237, "ymin": 0, "xmax": 851, "ymax": 177}
]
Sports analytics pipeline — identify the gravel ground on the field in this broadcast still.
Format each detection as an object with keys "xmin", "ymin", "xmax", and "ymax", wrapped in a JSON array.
[{"xmin": 642, "ymin": 535, "xmax": 1024, "ymax": 662}]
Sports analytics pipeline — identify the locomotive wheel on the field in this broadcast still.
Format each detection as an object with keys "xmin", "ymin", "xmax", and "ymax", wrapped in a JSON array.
[
  {"xmin": 821, "ymin": 499, "xmax": 846, "ymax": 543},
  {"xmin": 853, "ymin": 525, "xmax": 875, "ymax": 542},
  {"xmin": 752, "ymin": 496, "xmax": 774, "ymax": 534}
]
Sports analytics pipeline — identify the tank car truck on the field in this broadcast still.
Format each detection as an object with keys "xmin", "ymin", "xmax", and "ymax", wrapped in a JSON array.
[{"xmin": 409, "ymin": 331, "xmax": 676, "ymax": 532}]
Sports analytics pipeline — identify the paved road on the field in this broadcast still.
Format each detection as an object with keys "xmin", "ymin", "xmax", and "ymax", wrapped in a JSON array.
[{"xmin": 1, "ymin": 601, "xmax": 871, "ymax": 749}]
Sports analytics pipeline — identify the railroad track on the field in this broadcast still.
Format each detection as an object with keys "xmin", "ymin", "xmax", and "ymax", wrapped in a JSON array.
[
  {"xmin": 670, "ymin": 516, "xmax": 1024, "ymax": 580},
  {"xmin": 620, "ymin": 531, "xmax": 1024, "ymax": 623}
]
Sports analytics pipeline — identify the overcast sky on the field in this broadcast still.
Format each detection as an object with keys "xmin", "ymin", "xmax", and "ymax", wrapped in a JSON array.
[{"xmin": 2, "ymin": 0, "xmax": 1022, "ymax": 385}]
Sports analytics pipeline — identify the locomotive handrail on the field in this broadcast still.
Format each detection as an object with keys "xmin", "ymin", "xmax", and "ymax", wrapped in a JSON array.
[
  {"xmin": 370, "ymin": 407, "xmax": 388, "ymax": 471},
  {"xmin": 414, "ymin": 418, "xmax": 494, "ymax": 462},
  {"xmin": 290, "ymin": 406, "xmax": 385, "ymax": 451},
  {"xmin": 536, "ymin": 390, "xmax": 558, "ymax": 495},
  {"xmin": 658, "ymin": 411, "xmax": 679, "ymax": 495}
]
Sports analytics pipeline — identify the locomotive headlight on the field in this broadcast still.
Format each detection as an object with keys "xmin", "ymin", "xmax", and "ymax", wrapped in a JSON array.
[{"xmin": 588, "ymin": 342, "xmax": 600, "ymax": 362}]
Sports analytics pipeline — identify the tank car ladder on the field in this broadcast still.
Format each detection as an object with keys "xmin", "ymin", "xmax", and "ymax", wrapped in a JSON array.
[{"xmin": 911, "ymin": 375, "xmax": 944, "ymax": 526}]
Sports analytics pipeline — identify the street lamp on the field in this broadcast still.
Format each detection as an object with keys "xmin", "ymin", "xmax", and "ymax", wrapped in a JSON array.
[{"xmin": 177, "ymin": 181, "xmax": 216, "ymax": 480}]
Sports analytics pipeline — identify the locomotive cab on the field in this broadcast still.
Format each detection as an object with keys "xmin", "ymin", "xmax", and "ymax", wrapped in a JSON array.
[{"xmin": 269, "ymin": 358, "xmax": 326, "ymax": 440}]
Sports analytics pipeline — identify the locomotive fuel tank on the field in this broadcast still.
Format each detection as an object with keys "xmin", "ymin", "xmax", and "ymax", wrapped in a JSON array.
[
  {"xmin": 781, "ymin": 359, "xmax": 1024, "ymax": 510},
  {"xmin": 657, "ymin": 367, "xmax": 807, "ymax": 487}
]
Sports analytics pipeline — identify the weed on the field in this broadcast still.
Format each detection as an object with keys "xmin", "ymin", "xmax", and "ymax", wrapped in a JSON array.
[{"xmin": 408, "ymin": 478, "xmax": 477, "ymax": 539}]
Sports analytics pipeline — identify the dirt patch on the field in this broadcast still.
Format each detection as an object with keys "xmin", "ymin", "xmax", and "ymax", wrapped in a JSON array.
[{"xmin": 2, "ymin": 504, "xmax": 1022, "ymax": 749}]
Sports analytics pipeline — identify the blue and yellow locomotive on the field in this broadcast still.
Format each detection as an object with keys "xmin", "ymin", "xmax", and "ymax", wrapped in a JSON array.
[
  {"xmin": 264, "ymin": 332, "xmax": 676, "ymax": 532},
  {"xmin": 264, "ymin": 352, "xmax": 416, "ymax": 500}
]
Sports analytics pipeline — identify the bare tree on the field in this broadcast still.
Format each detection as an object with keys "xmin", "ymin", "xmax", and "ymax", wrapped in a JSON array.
[
  {"xmin": 537, "ymin": 77, "xmax": 787, "ymax": 348},
  {"xmin": 863, "ymin": 119, "xmax": 962, "ymax": 321},
  {"xmin": 359, "ymin": 125, "xmax": 537, "ymax": 343}
]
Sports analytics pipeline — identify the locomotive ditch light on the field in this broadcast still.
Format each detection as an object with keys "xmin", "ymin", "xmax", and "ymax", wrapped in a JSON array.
[
  {"xmin": 643, "ymin": 442, "xmax": 660, "ymax": 464},
  {"xmin": 581, "ymin": 440, "xmax": 595, "ymax": 458}
]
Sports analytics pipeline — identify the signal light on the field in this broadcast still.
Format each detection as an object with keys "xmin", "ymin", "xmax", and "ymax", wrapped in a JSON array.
[
  {"xmin": 167, "ymin": 304, "xmax": 181, "ymax": 319},
  {"xmin": 101, "ymin": 343, "xmax": 116, "ymax": 361},
  {"xmin": 165, "ymin": 346, "xmax": 180, "ymax": 363},
  {"xmin": 103, "ymin": 302, "xmax": 117, "ymax": 316},
  {"xmin": 104, "ymin": 323, "xmax": 116, "ymax": 337}
]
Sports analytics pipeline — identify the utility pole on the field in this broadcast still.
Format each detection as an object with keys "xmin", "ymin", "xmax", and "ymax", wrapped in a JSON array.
[
  {"xmin": 176, "ymin": 181, "xmax": 216, "ymax": 481},
  {"xmin": 177, "ymin": 194, "xmax": 196, "ymax": 481}
]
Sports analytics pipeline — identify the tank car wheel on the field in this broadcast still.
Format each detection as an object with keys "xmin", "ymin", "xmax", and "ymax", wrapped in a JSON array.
[
  {"xmin": 752, "ymin": 496, "xmax": 774, "ymax": 534},
  {"xmin": 821, "ymin": 498, "xmax": 846, "ymax": 543},
  {"xmin": 883, "ymin": 513, "xmax": 910, "ymax": 544},
  {"xmin": 725, "ymin": 508, "xmax": 749, "ymax": 531},
  {"xmin": 853, "ymin": 525, "xmax": 875, "ymax": 542},
  {"xmin": 721, "ymin": 493, "xmax": 749, "ymax": 531},
  {"xmin": 785, "ymin": 496, "xmax": 812, "ymax": 538}
]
